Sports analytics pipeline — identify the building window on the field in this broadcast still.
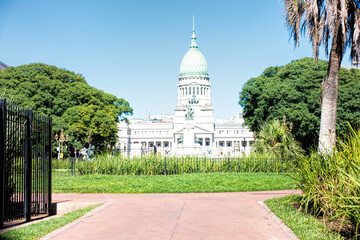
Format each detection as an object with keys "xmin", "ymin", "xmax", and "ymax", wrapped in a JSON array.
[
  {"xmin": 189, "ymin": 87, "xmax": 191, "ymax": 95},
  {"xmin": 205, "ymin": 138, "xmax": 210, "ymax": 146},
  {"xmin": 197, "ymin": 87, "xmax": 199, "ymax": 95},
  {"xmin": 227, "ymin": 141, "xmax": 232, "ymax": 147}
]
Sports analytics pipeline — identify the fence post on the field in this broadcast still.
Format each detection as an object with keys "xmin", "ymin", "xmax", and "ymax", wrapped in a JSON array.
[
  {"xmin": 164, "ymin": 157, "xmax": 166, "ymax": 175},
  {"xmin": 24, "ymin": 109, "xmax": 32, "ymax": 222},
  {"xmin": 227, "ymin": 157, "xmax": 230, "ymax": 172},
  {"xmin": 48, "ymin": 117, "xmax": 53, "ymax": 215},
  {"xmin": 71, "ymin": 157, "xmax": 75, "ymax": 176},
  {"xmin": 0, "ymin": 99, "xmax": 6, "ymax": 228}
]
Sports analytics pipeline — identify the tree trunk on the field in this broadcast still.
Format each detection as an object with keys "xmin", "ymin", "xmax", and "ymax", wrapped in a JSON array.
[{"xmin": 318, "ymin": 20, "xmax": 345, "ymax": 155}]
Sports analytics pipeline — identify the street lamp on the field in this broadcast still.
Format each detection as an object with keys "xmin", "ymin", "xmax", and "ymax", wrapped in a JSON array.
[
  {"xmin": 86, "ymin": 131, "xmax": 93, "ymax": 160},
  {"xmin": 283, "ymin": 114, "xmax": 286, "ymax": 126},
  {"xmin": 87, "ymin": 131, "xmax": 92, "ymax": 145},
  {"xmin": 282, "ymin": 114, "xmax": 294, "ymax": 132},
  {"xmin": 242, "ymin": 137, "xmax": 246, "ymax": 154},
  {"xmin": 55, "ymin": 133, "xmax": 60, "ymax": 160},
  {"xmin": 55, "ymin": 129, "xmax": 69, "ymax": 159}
]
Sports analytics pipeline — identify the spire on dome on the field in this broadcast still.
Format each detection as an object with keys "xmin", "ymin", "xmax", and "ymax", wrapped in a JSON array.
[{"xmin": 190, "ymin": 15, "xmax": 198, "ymax": 48}]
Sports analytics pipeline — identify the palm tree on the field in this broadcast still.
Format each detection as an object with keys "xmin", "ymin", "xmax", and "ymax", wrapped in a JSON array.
[
  {"xmin": 253, "ymin": 119, "xmax": 303, "ymax": 158},
  {"xmin": 283, "ymin": 0, "xmax": 360, "ymax": 154}
]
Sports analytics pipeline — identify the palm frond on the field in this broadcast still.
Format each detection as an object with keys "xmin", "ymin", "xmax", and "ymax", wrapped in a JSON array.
[{"xmin": 284, "ymin": 0, "xmax": 360, "ymax": 62}]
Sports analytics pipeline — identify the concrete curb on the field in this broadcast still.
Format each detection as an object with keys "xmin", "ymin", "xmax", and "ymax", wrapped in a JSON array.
[
  {"xmin": 40, "ymin": 202, "xmax": 111, "ymax": 240},
  {"xmin": 258, "ymin": 201, "xmax": 299, "ymax": 240}
]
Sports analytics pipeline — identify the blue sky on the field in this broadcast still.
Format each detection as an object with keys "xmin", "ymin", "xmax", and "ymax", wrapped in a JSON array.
[{"xmin": 0, "ymin": 0, "xmax": 353, "ymax": 119}]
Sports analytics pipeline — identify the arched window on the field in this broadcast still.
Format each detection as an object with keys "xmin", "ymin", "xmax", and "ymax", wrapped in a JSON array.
[{"xmin": 201, "ymin": 87, "xmax": 203, "ymax": 95}]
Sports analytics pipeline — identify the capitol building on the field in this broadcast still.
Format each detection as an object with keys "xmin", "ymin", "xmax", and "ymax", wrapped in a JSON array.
[{"xmin": 117, "ymin": 27, "xmax": 254, "ymax": 157}]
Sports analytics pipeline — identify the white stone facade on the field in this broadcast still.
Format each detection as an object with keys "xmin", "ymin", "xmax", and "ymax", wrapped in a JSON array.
[{"xmin": 117, "ymin": 29, "xmax": 254, "ymax": 157}]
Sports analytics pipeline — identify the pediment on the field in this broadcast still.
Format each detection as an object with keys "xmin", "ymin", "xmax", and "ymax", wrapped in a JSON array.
[{"xmin": 174, "ymin": 124, "xmax": 212, "ymax": 134}]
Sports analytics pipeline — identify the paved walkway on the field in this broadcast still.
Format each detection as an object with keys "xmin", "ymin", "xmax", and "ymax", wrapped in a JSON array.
[{"xmin": 42, "ymin": 190, "xmax": 299, "ymax": 240}]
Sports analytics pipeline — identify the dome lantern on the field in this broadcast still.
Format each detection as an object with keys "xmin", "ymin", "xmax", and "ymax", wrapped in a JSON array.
[{"xmin": 179, "ymin": 22, "xmax": 209, "ymax": 79}]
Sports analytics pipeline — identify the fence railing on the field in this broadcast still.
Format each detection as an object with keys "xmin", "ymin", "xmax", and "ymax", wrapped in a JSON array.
[
  {"xmin": 52, "ymin": 156, "xmax": 294, "ymax": 176},
  {"xmin": 0, "ymin": 99, "xmax": 52, "ymax": 227}
]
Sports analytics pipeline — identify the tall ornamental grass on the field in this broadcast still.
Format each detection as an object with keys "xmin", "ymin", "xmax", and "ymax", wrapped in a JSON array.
[
  {"xmin": 76, "ymin": 155, "xmax": 293, "ymax": 175},
  {"xmin": 52, "ymin": 155, "xmax": 295, "ymax": 176},
  {"xmin": 293, "ymin": 126, "xmax": 360, "ymax": 236}
]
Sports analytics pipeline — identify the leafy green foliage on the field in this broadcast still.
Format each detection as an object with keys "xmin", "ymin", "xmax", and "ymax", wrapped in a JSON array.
[
  {"xmin": 0, "ymin": 63, "xmax": 133, "ymax": 154},
  {"xmin": 292, "ymin": 126, "xmax": 360, "ymax": 235},
  {"xmin": 239, "ymin": 58, "xmax": 360, "ymax": 150},
  {"xmin": 252, "ymin": 119, "xmax": 304, "ymax": 158}
]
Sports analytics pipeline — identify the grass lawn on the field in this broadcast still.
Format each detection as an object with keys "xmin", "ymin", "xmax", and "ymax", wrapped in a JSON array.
[
  {"xmin": 53, "ymin": 172, "xmax": 296, "ymax": 193},
  {"xmin": 265, "ymin": 196, "xmax": 343, "ymax": 240},
  {"xmin": 0, "ymin": 205, "xmax": 98, "ymax": 240}
]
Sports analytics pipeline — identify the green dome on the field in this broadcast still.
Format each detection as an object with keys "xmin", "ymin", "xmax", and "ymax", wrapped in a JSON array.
[{"xmin": 179, "ymin": 31, "xmax": 209, "ymax": 78}]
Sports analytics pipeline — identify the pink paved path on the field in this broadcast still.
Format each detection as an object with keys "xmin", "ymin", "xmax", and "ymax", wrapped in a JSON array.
[{"xmin": 43, "ymin": 190, "xmax": 299, "ymax": 240}]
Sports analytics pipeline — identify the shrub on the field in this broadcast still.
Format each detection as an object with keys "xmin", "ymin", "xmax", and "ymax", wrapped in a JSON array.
[{"xmin": 293, "ymin": 125, "xmax": 360, "ymax": 235}]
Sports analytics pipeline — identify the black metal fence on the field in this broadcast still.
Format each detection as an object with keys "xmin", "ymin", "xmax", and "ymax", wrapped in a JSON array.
[
  {"xmin": 52, "ymin": 156, "xmax": 294, "ymax": 176},
  {"xmin": 0, "ymin": 99, "xmax": 52, "ymax": 227}
]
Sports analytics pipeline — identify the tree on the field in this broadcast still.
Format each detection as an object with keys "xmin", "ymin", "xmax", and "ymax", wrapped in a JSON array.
[
  {"xmin": 62, "ymin": 104, "xmax": 121, "ymax": 149},
  {"xmin": 0, "ymin": 63, "xmax": 133, "ymax": 154},
  {"xmin": 239, "ymin": 58, "xmax": 360, "ymax": 151},
  {"xmin": 283, "ymin": 0, "xmax": 360, "ymax": 154},
  {"xmin": 252, "ymin": 119, "xmax": 303, "ymax": 158}
]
